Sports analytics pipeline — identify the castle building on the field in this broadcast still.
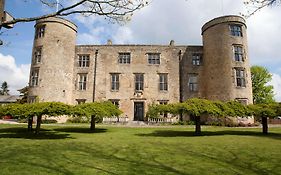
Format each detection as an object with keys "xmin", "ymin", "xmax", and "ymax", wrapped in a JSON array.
[{"xmin": 28, "ymin": 15, "xmax": 253, "ymax": 121}]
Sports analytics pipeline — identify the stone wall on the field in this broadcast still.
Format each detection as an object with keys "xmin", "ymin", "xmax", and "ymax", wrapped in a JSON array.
[
  {"xmin": 28, "ymin": 15, "xmax": 254, "ymax": 121},
  {"xmin": 201, "ymin": 15, "xmax": 253, "ymax": 103},
  {"xmin": 73, "ymin": 45, "xmax": 181, "ymax": 121},
  {"xmin": 29, "ymin": 17, "xmax": 77, "ymax": 104}
]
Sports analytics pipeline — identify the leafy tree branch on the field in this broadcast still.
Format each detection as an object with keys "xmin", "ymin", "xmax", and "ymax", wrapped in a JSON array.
[{"xmin": 0, "ymin": 0, "xmax": 148, "ymax": 28}]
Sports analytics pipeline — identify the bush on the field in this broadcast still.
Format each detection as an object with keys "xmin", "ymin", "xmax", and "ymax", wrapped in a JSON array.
[
  {"xmin": 67, "ymin": 117, "xmax": 89, "ymax": 123},
  {"xmin": 41, "ymin": 119, "xmax": 57, "ymax": 124},
  {"xmin": 17, "ymin": 118, "xmax": 27, "ymax": 123},
  {"xmin": 172, "ymin": 121, "xmax": 195, "ymax": 125},
  {"xmin": 205, "ymin": 117, "xmax": 239, "ymax": 127}
]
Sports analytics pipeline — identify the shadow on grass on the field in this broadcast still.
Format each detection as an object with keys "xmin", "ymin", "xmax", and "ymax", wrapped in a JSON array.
[
  {"xmin": 0, "ymin": 127, "xmax": 72, "ymax": 140},
  {"xmin": 53, "ymin": 127, "xmax": 107, "ymax": 134},
  {"xmin": 136, "ymin": 130, "xmax": 281, "ymax": 140}
]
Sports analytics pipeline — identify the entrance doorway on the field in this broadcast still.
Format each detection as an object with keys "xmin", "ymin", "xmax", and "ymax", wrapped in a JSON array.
[{"xmin": 134, "ymin": 102, "xmax": 144, "ymax": 121}]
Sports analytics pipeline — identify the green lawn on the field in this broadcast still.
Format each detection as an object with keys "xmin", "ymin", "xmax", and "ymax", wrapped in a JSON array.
[{"xmin": 0, "ymin": 124, "xmax": 280, "ymax": 175}]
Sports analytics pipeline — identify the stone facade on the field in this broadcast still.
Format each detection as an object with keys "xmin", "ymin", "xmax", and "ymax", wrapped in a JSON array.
[
  {"xmin": 28, "ymin": 15, "xmax": 253, "ymax": 121},
  {"xmin": 0, "ymin": 0, "xmax": 4, "ymax": 23}
]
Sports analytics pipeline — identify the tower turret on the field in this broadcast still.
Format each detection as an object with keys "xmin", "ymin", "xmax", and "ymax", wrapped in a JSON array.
[
  {"xmin": 201, "ymin": 15, "xmax": 253, "ymax": 104},
  {"xmin": 28, "ymin": 17, "xmax": 77, "ymax": 104}
]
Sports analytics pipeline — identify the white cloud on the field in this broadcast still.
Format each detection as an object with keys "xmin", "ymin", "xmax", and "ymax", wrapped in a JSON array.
[
  {"xmin": 270, "ymin": 73, "xmax": 281, "ymax": 102},
  {"xmin": 71, "ymin": 0, "xmax": 281, "ymax": 103},
  {"xmin": 77, "ymin": 26, "xmax": 105, "ymax": 45},
  {"xmin": 122, "ymin": 0, "xmax": 247, "ymax": 45},
  {"xmin": 0, "ymin": 53, "xmax": 30, "ymax": 95},
  {"xmin": 112, "ymin": 26, "xmax": 134, "ymax": 44},
  {"xmin": 247, "ymin": 7, "xmax": 281, "ymax": 65}
]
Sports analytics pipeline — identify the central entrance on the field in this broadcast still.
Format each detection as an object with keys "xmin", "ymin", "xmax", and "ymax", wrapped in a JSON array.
[{"xmin": 134, "ymin": 102, "xmax": 144, "ymax": 121}]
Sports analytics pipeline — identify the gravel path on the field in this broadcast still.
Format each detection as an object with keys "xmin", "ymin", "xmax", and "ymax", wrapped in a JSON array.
[{"xmin": 0, "ymin": 119, "xmax": 19, "ymax": 124}]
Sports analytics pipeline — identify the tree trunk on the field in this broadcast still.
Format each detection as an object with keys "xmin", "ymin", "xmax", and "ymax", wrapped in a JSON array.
[
  {"xmin": 27, "ymin": 116, "xmax": 33, "ymax": 132},
  {"xmin": 180, "ymin": 112, "xmax": 183, "ymax": 122},
  {"xmin": 35, "ymin": 115, "xmax": 42, "ymax": 134},
  {"xmin": 262, "ymin": 117, "xmax": 268, "ymax": 134},
  {"xmin": 90, "ymin": 115, "xmax": 96, "ymax": 131},
  {"xmin": 195, "ymin": 115, "xmax": 201, "ymax": 135}
]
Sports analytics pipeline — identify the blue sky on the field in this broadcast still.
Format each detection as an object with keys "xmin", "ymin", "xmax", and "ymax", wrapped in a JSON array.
[{"xmin": 0, "ymin": 0, "xmax": 281, "ymax": 101}]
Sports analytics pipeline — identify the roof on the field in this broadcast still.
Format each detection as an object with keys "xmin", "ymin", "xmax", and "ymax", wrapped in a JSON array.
[{"xmin": 0, "ymin": 95, "xmax": 21, "ymax": 103}]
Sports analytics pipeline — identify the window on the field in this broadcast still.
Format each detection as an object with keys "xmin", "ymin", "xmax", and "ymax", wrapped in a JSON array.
[
  {"xmin": 159, "ymin": 100, "xmax": 168, "ymax": 118},
  {"xmin": 159, "ymin": 74, "xmax": 168, "ymax": 91},
  {"xmin": 118, "ymin": 53, "xmax": 131, "ymax": 64},
  {"xmin": 78, "ymin": 55, "xmax": 90, "ymax": 67},
  {"xmin": 34, "ymin": 47, "xmax": 42, "ymax": 64},
  {"xmin": 188, "ymin": 74, "xmax": 198, "ymax": 92},
  {"xmin": 233, "ymin": 45, "xmax": 244, "ymax": 62},
  {"xmin": 30, "ymin": 69, "xmax": 39, "ymax": 87},
  {"xmin": 230, "ymin": 25, "xmax": 242, "ymax": 37},
  {"xmin": 159, "ymin": 101, "xmax": 168, "ymax": 105},
  {"xmin": 236, "ymin": 98, "xmax": 248, "ymax": 105},
  {"xmin": 111, "ymin": 73, "xmax": 119, "ymax": 91},
  {"xmin": 192, "ymin": 54, "xmax": 202, "ymax": 66},
  {"xmin": 148, "ymin": 53, "xmax": 160, "ymax": 64},
  {"xmin": 109, "ymin": 99, "xmax": 120, "ymax": 108},
  {"xmin": 235, "ymin": 68, "xmax": 246, "ymax": 87},
  {"xmin": 35, "ymin": 25, "xmax": 45, "ymax": 39},
  {"xmin": 78, "ymin": 74, "xmax": 87, "ymax": 90},
  {"xmin": 76, "ymin": 99, "xmax": 86, "ymax": 104},
  {"xmin": 135, "ymin": 73, "xmax": 144, "ymax": 91},
  {"xmin": 28, "ymin": 96, "xmax": 37, "ymax": 103}
]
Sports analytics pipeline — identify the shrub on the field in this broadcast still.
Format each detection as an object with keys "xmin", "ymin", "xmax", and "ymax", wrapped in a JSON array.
[
  {"xmin": 172, "ymin": 121, "xmax": 195, "ymax": 125},
  {"xmin": 41, "ymin": 119, "xmax": 57, "ymax": 124},
  {"xmin": 67, "ymin": 117, "xmax": 89, "ymax": 123}
]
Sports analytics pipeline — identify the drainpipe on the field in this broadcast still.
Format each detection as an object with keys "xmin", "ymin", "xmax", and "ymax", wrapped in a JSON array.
[
  {"xmin": 178, "ymin": 50, "xmax": 182, "ymax": 102},
  {"xmin": 178, "ymin": 50, "xmax": 183, "ymax": 121},
  {"xmin": 93, "ymin": 49, "xmax": 98, "ymax": 102}
]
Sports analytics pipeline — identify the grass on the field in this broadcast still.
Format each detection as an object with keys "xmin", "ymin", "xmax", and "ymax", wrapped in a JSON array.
[{"xmin": 0, "ymin": 124, "xmax": 280, "ymax": 175}]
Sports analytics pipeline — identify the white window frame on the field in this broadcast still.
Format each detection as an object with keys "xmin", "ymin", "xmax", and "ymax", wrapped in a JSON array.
[
  {"xmin": 159, "ymin": 73, "xmax": 168, "ymax": 91},
  {"xmin": 78, "ymin": 74, "xmax": 87, "ymax": 90},
  {"xmin": 34, "ymin": 47, "xmax": 42, "ymax": 64},
  {"xmin": 233, "ymin": 45, "xmax": 244, "ymax": 62},
  {"xmin": 148, "ymin": 53, "xmax": 160, "ymax": 65},
  {"xmin": 135, "ymin": 73, "xmax": 144, "ymax": 91},
  {"xmin": 31, "ymin": 69, "xmax": 39, "ymax": 87},
  {"xmin": 76, "ymin": 99, "xmax": 86, "ymax": 104},
  {"xmin": 236, "ymin": 98, "xmax": 248, "ymax": 105},
  {"xmin": 109, "ymin": 99, "xmax": 120, "ymax": 108},
  {"xmin": 35, "ymin": 25, "xmax": 45, "ymax": 39},
  {"xmin": 111, "ymin": 73, "xmax": 120, "ymax": 91},
  {"xmin": 230, "ymin": 25, "xmax": 242, "ymax": 37},
  {"xmin": 235, "ymin": 68, "xmax": 246, "ymax": 87},
  {"xmin": 188, "ymin": 74, "xmax": 198, "ymax": 92},
  {"xmin": 192, "ymin": 54, "xmax": 202, "ymax": 66},
  {"xmin": 28, "ymin": 96, "xmax": 37, "ymax": 103},
  {"xmin": 118, "ymin": 53, "xmax": 131, "ymax": 64},
  {"xmin": 78, "ymin": 55, "xmax": 90, "ymax": 67},
  {"xmin": 159, "ymin": 100, "xmax": 168, "ymax": 118}
]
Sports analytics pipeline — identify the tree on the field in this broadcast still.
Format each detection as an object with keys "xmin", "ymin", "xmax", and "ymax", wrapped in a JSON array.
[
  {"xmin": 29, "ymin": 102, "xmax": 72, "ymax": 134},
  {"xmin": 248, "ymin": 103, "xmax": 277, "ymax": 134},
  {"xmin": 72, "ymin": 101, "xmax": 122, "ymax": 131},
  {"xmin": 17, "ymin": 86, "xmax": 29, "ymax": 104},
  {"xmin": 244, "ymin": 0, "xmax": 280, "ymax": 17},
  {"xmin": 251, "ymin": 66, "xmax": 275, "ymax": 104},
  {"xmin": 0, "ymin": 81, "xmax": 9, "ymax": 95},
  {"xmin": 184, "ymin": 98, "xmax": 222, "ymax": 135},
  {"xmin": 147, "ymin": 98, "xmax": 223, "ymax": 135},
  {"xmin": 0, "ymin": 0, "xmax": 148, "ymax": 28}
]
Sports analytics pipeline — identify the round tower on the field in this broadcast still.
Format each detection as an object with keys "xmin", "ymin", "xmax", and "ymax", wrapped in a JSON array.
[
  {"xmin": 201, "ymin": 15, "xmax": 253, "ymax": 104},
  {"xmin": 28, "ymin": 17, "xmax": 77, "ymax": 104}
]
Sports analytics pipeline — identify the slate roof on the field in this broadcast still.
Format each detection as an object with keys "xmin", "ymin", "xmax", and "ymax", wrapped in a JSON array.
[{"xmin": 0, "ymin": 95, "xmax": 21, "ymax": 103}]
